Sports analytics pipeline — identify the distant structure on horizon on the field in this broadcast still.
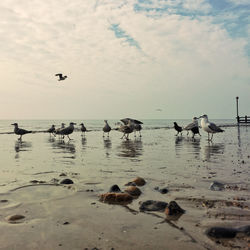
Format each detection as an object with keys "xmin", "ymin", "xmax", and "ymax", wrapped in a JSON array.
[{"xmin": 236, "ymin": 97, "xmax": 250, "ymax": 124}]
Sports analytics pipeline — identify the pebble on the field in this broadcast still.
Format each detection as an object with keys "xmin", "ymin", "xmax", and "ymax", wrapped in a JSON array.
[
  {"xmin": 125, "ymin": 177, "xmax": 146, "ymax": 187},
  {"xmin": 139, "ymin": 200, "xmax": 168, "ymax": 212},
  {"xmin": 99, "ymin": 192, "xmax": 133, "ymax": 204},
  {"xmin": 165, "ymin": 201, "xmax": 185, "ymax": 216},
  {"xmin": 7, "ymin": 214, "xmax": 25, "ymax": 223},
  {"xmin": 124, "ymin": 186, "xmax": 141, "ymax": 196},
  {"xmin": 109, "ymin": 184, "xmax": 121, "ymax": 193},
  {"xmin": 154, "ymin": 187, "xmax": 169, "ymax": 194},
  {"xmin": 60, "ymin": 179, "xmax": 74, "ymax": 184},
  {"xmin": 209, "ymin": 181, "xmax": 225, "ymax": 191}
]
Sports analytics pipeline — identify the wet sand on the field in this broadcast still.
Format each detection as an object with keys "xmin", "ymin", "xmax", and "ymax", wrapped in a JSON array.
[{"xmin": 0, "ymin": 125, "xmax": 249, "ymax": 249}]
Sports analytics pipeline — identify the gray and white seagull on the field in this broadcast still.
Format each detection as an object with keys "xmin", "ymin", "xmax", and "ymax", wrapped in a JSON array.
[
  {"xmin": 200, "ymin": 114, "xmax": 224, "ymax": 141},
  {"xmin": 11, "ymin": 123, "xmax": 32, "ymax": 140}
]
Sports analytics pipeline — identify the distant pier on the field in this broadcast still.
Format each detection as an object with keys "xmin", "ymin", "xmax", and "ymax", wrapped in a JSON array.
[{"xmin": 236, "ymin": 96, "xmax": 250, "ymax": 124}]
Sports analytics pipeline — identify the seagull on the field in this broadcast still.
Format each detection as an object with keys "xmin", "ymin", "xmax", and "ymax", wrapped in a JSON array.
[
  {"xmin": 183, "ymin": 117, "xmax": 199, "ymax": 136},
  {"xmin": 80, "ymin": 123, "xmax": 87, "ymax": 137},
  {"xmin": 173, "ymin": 122, "xmax": 182, "ymax": 136},
  {"xmin": 55, "ymin": 123, "xmax": 65, "ymax": 138},
  {"xmin": 190, "ymin": 125, "xmax": 201, "ymax": 138},
  {"xmin": 134, "ymin": 123, "xmax": 142, "ymax": 137},
  {"xmin": 199, "ymin": 114, "xmax": 224, "ymax": 141},
  {"xmin": 118, "ymin": 119, "xmax": 135, "ymax": 140},
  {"xmin": 11, "ymin": 123, "xmax": 32, "ymax": 140},
  {"xmin": 58, "ymin": 122, "xmax": 76, "ymax": 140},
  {"xmin": 103, "ymin": 120, "xmax": 111, "ymax": 137},
  {"xmin": 47, "ymin": 125, "xmax": 56, "ymax": 136},
  {"xmin": 55, "ymin": 73, "xmax": 67, "ymax": 81}
]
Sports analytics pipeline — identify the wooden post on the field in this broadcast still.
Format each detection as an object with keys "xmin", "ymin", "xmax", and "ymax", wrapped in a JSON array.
[{"xmin": 236, "ymin": 96, "xmax": 239, "ymax": 123}]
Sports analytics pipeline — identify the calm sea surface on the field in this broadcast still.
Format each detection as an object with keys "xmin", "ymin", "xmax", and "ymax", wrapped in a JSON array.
[{"xmin": 0, "ymin": 119, "xmax": 249, "ymax": 193}]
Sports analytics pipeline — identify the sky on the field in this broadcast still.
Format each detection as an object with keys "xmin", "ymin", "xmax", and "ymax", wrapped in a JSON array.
[{"xmin": 0, "ymin": 0, "xmax": 250, "ymax": 120}]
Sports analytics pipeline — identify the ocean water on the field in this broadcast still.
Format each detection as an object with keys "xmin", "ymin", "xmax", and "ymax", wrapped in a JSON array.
[{"xmin": 0, "ymin": 118, "xmax": 248, "ymax": 193}]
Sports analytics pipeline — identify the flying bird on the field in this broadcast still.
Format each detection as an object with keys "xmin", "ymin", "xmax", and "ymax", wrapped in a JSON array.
[
  {"xmin": 173, "ymin": 122, "xmax": 182, "ymax": 136},
  {"xmin": 103, "ymin": 120, "xmax": 111, "ymax": 137},
  {"xmin": 200, "ymin": 114, "xmax": 224, "ymax": 141},
  {"xmin": 55, "ymin": 73, "xmax": 67, "ymax": 81},
  {"xmin": 11, "ymin": 123, "xmax": 32, "ymax": 140}
]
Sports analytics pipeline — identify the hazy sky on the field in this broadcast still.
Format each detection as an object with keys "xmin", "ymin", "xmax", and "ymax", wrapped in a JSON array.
[{"xmin": 0, "ymin": 0, "xmax": 249, "ymax": 119}]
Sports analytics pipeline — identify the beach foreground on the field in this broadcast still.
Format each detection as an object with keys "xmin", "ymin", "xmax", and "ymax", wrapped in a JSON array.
[{"xmin": 0, "ymin": 121, "xmax": 249, "ymax": 249}]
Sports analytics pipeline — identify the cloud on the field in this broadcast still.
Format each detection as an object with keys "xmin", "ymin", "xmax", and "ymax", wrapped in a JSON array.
[{"xmin": 0, "ymin": 0, "xmax": 249, "ymax": 119}]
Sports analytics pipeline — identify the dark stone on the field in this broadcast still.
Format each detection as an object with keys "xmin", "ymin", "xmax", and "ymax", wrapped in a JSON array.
[
  {"xmin": 165, "ymin": 201, "xmax": 185, "ymax": 215},
  {"xmin": 109, "ymin": 184, "xmax": 121, "ymax": 193},
  {"xmin": 154, "ymin": 187, "xmax": 169, "ymax": 194},
  {"xmin": 63, "ymin": 221, "xmax": 70, "ymax": 225},
  {"xmin": 139, "ymin": 200, "xmax": 168, "ymax": 212},
  {"xmin": 209, "ymin": 181, "xmax": 225, "ymax": 191},
  {"xmin": 206, "ymin": 227, "xmax": 237, "ymax": 238},
  {"xmin": 60, "ymin": 179, "xmax": 74, "ymax": 184}
]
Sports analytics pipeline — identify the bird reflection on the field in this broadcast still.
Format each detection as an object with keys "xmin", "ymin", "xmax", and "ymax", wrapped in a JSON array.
[
  {"xmin": 203, "ymin": 143, "xmax": 225, "ymax": 161},
  {"xmin": 51, "ymin": 140, "xmax": 76, "ymax": 155},
  {"xmin": 14, "ymin": 140, "xmax": 32, "ymax": 159},
  {"xmin": 103, "ymin": 138, "xmax": 112, "ymax": 158},
  {"xmin": 81, "ymin": 137, "xmax": 87, "ymax": 150},
  {"xmin": 15, "ymin": 140, "xmax": 32, "ymax": 153},
  {"xmin": 175, "ymin": 136, "xmax": 201, "ymax": 157},
  {"xmin": 103, "ymin": 138, "xmax": 112, "ymax": 149},
  {"xmin": 117, "ymin": 138, "xmax": 143, "ymax": 158}
]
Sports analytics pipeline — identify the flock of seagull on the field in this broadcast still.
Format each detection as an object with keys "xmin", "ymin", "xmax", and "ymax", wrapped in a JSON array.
[
  {"xmin": 11, "ymin": 118, "xmax": 143, "ymax": 141},
  {"xmin": 11, "ymin": 115, "xmax": 224, "ymax": 141},
  {"xmin": 174, "ymin": 114, "xmax": 224, "ymax": 141}
]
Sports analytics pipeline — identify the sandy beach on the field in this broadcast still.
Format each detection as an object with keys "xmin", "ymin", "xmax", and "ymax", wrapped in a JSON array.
[{"xmin": 0, "ymin": 120, "xmax": 249, "ymax": 249}]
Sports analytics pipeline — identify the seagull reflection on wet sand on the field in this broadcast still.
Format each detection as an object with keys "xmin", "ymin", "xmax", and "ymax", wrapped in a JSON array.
[
  {"xmin": 203, "ymin": 143, "xmax": 225, "ymax": 161},
  {"xmin": 116, "ymin": 138, "xmax": 143, "ymax": 158},
  {"xmin": 15, "ymin": 140, "xmax": 32, "ymax": 153},
  {"xmin": 49, "ymin": 139, "xmax": 76, "ymax": 157},
  {"xmin": 175, "ymin": 136, "xmax": 201, "ymax": 157}
]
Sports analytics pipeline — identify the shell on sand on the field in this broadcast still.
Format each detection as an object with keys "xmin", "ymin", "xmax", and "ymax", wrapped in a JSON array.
[{"xmin": 99, "ymin": 192, "xmax": 133, "ymax": 204}]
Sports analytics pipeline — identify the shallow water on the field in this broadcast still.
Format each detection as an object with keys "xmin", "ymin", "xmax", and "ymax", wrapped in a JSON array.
[{"xmin": 0, "ymin": 119, "xmax": 249, "ymax": 249}]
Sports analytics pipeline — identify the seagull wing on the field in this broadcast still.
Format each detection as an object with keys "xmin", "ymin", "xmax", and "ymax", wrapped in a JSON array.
[
  {"xmin": 55, "ymin": 73, "xmax": 62, "ymax": 77},
  {"xmin": 208, "ymin": 123, "xmax": 224, "ymax": 132},
  {"xmin": 121, "ymin": 118, "xmax": 130, "ymax": 125},
  {"xmin": 184, "ymin": 122, "xmax": 196, "ymax": 130}
]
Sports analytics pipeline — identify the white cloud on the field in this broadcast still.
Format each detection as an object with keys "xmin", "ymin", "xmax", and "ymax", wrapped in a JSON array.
[{"xmin": 0, "ymin": 0, "xmax": 249, "ymax": 119}]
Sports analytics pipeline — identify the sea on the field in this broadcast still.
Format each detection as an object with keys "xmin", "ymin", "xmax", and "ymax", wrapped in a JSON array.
[{"xmin": 0, "ymin": 118, "xmax": 249, "ymax": 193}]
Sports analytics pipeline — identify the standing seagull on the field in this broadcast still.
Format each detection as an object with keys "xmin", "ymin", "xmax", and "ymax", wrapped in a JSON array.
[
  {"xmin": 173, "ymin": 122, "xmax": 183, "ymax": 136},
  {"xmin": 58, "ymin": 122, "xmax": 76, "ymax": 140},
  {"xmin": 55, "ymin": 123, "xmax": 65, "ymax": 138},
  {"xmin": 103, "ymin": 120, "xmax": 111, "ymax": 137},
  {"xmin": 11, "ymin": 123, "xmax": 32, "ymax": 140},
  {"xmin": 47, "ymin": 125, "xmax": 56, "ymax": 136},
  {"xmin": 199, "ymin": 114, "xmax": 224, "ymax": 141},
  {"xmin": 55, "ymin": 73, "xmax": 67, "ymax": 81},
  {"xmin": 183, "ymin": 117, "xmax": 199, "ymax": 136},
  {"xmin": 118, "ymin": 120, "xmax": 135, "ymax": 140},
  {"xmin": 120, "ymin": 118, "xmax": 143, "ymax": 137},
  {"xmin": 80, "ymin": 123, "xmax": 87, "ymax": 137}
]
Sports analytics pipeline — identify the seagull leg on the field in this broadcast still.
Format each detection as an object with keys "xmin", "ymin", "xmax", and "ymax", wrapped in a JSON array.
[
  {"xmin": 139, "ymin": 131, "xmax": 142, "ymax": 137},
  {"xmin": 67, "ymin": 135, "xmax": 72, "ymax": 140},
  {"xmin": 211, "ymin": 134, "xmax": 213, "ymax": 141}
]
